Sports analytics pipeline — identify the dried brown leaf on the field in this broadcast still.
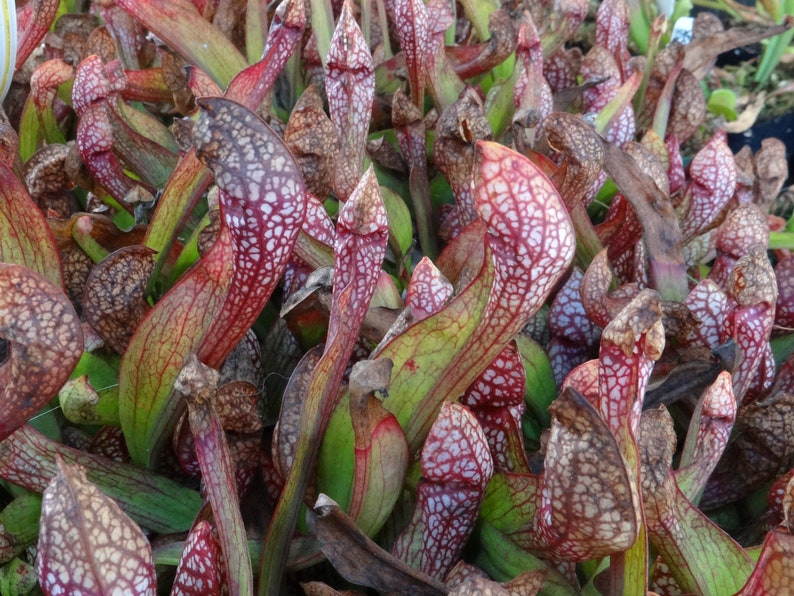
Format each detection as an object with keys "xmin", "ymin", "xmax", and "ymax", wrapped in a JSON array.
[
  {"xmin": 309, "ymin": 494, "xmax": 449, "ymax": 595},
  {"xmin": 284, "ymin": 85, "xmax": 337, "ymax": 199},
  {"xmin": 448, "ymin": 576, "xmax": 510, "ymax": 596},
  {"xmin": 434, "ymin": 88, "xmax": 492, "ymax": 225},
  {"xmin": 0, "ymin": 109, "xmax": 18, "ymax": 167},
  {"xmin": 22, "ymin": 144, "xmax": 76, "ymax": 215},
  {"xmin": 601, "ymin": 140, "xmax": 687, "ymax": 300},
  {"xmin": 218, "ymin": 329, "xmax": 264, "ymax": 387},
  {"xmin": 530, "ymin": 387, "xmax": 639, "ymax": 560},
  {"xmin": 783, "ymin": 475, "xmax": 794, "ymax": 535},
  {"xmin": 503, "ymin": 570, "xmax": 547, "ymax": 595},
  {"xmin": 445, "ymin": 10, "xmax": 516, "ymax": 80},
  {"xmin": 684, "ymin": 17, "xmax": 794, "ymax": 80},
  {"xmin": 636, "ymin": 43, "xmax": 683, "ymax": 137},
  {"xmin": 53, "ymin": 13, "xmax": 100, "ymax": 64},
  {"xmin": 86, "ymin": 26, "xmax": 118, "ymax": 63},
  {"xmin": 731, "ymin": 245, "xmax": 778, "ymax": 308},
  {"xmin": 580, "ymin": 249, "xmax": 641, "ymax": 328},
  {"xmin": 644, "ymin": 347, "xmax": 734, "ymax": 411},
  {"xmin": 544, "ymin": 112, "xmax": 605, "ymax": 203},
  {"xmin": 580, "ymin": 249, "xmax": 617, "ymax": 328},
  {"xmin": 755, "ymin": 138, "xmax": 788, "ymax": 205},
  {"xmin": 301, "ymin": 581, "xmax": 366, "ymax": 595}
]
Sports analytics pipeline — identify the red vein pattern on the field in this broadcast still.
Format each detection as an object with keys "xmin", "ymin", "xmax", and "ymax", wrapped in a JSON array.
[
  {"xmin": 37, "ymin": 460, "xmax": 156, "ymax": 596},
  {"xmin": 681, "ymin": 130, "xmax": 737, "ymax": 240},
  {"xmin": 325, "ymin": 2, "xmax": 375, "ymax": 201},
  {"xmin": 392, "ymin": 403, "xmax": 493, "ymax": 579},
  {"xmin": 193, "ymin": 98, "xmax": 306, "ymax": 368},
  {"xmin": 404, "ymin": 256, "xmax": 453, "ymax": 321},
  {"xmin": 0, "ymin": 264, "xmax": 82, "ymax": 442},
  {"xmin": 460, "ymin": 341, "xmax": 529, "ymax": 473},
  {"xmin": 171, "ymin": 520, "xmax": 222, "ymax": 596},
  {"xmin": 384, "ymin": 0, "xmax": 430, "ymax": 104}
]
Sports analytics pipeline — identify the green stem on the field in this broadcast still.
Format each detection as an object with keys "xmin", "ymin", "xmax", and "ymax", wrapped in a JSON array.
[
  {"xmin": 595, "ymin": 71, "xmax": 642, "ymax": 137},
  {"xmin": 245, "ymin": 0, "xmax": 268, "ymax": 64},
  {"xmin": 310, "ymin": 0, "xmax": 335, "ymax": 67},
  {"xmin": 628, "ymin": 6, "xmax": 651, "ymax": 54},
  {"xmin": 375, "ymin": 0, "xmax": 392, "ymax": 59},
  {"xmin": 486, "ymin": 59, "xmax": 518, "ymax": 138},
  {"xmin": 634, "ymin": 17, "xmax": 666, "ymax": 116},
  {"xmin": 409, "ymin": 167, "xmax": 439, "ymax": 260},
  {"xmin": 649, "ymin": 256, "xmax": 689, "ymax": 302},
  {"xmin": 257, "ymin": 345, "xmax": 346, "ymax": 596},
  {"xmin": 72, "ymin": 216, "xmax": 110, "ymax": 264},
  {"xmin": 610, "ymin": 530, "xmax": 649, "ymax": 596},
  {"xmin": 570, "ymin": 202, "xmax": 604, "ymax": 271},
  {"xmin": 144, "ymin": 152, "xmax": 212, "ymax": 297},
  {"xmin": 459, "ymin": 0, "xmax": 500, "ymax": 41},
  {"xmin": 754, "ymin": 0, "xmax": 794, "ymax": 86}
]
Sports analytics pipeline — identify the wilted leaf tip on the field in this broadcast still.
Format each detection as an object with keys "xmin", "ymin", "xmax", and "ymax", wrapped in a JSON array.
[
  {"xmin": 337, "ymin": 168, "xmax": 389, "ymax": 236},
  {"xmin": 602, "ymin": 289, "xmax": 665, "ymax": 359}
]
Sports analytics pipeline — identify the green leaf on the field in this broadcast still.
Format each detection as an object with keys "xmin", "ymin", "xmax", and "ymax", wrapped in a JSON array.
[
  {"xmin": 480, "ymin": 472, "xmax": 539, "ymax": 534},
  {"xmin": 347, "ymin": 359, "xmax": 408, "ymax": 537},
  {"xmin": 0, "ymin": 163, "xmax": 63, "ymax": 287},
  {"xmin": 119, "ymin": 229, "xmax": 233, "ymax": 467},
  {"xmin": 516, "ymin": 334, "xmax": 556, "ymax": 428},
  {"xmin": 113, "ymin": 0, "xmax": 247, "ymax": 88},
  {"xmin": 0, "ymin": 426, "xmax": 201, "ymax": 533},
  {"xmin": 0, "ymin": 494, "xmax": 41, "ymax": 546},
  {"xmin": 754, "ymin": 7, "xmax": 794, "ymax": 87},
  {"xmin": 59, "ymin": 376, "xmax": 120, "ymax": 426},
  {"xmin": 109, "ymin": 98, "xmax": 178, "ymax": 187},
  {"xmin": 474, "ymin": 522, "xmax": 578, "ymax": 595},
  {"xmin": 0, "ymin": 0, "xmax": 16, "ymax": 103},
  {"xmin": 17, "ymin": 95, "xmax": 42, "ymax": 163},
  {"xmin": 379, "ymin": 224, "xmax": 495, "ymax": 452},
  {"xmin": 381, "ymin": 186, "xmax": 414, "ymax": 262},
  {"xmin": 144, "ymin": 151, "xmax": 213, "ymax": 284},
  {"xmin": 641, "ymin": 408, "xmax": 754, "ymax": 595},
  {"xmin": 707, "ymin": 88, "xmax": 738, "ymax": 121},
  {"xmin": 0, "ymin": 558, "xmax": 37, "ymax": 596}
]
